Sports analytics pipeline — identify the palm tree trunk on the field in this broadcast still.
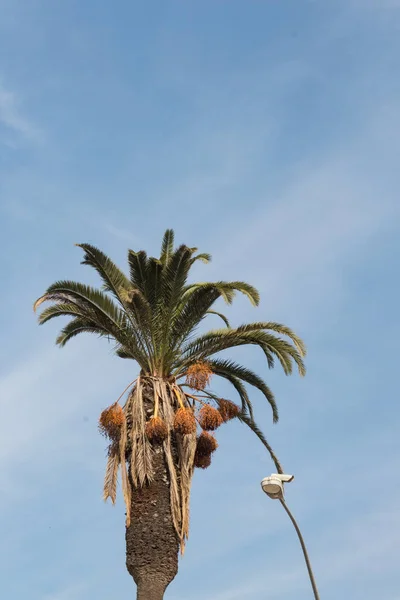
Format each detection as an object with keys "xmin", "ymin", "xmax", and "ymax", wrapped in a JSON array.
[
  {"xmin": 136, "ymin": 580, "xmax": 170, "ymax": 600},
  {"xmin": 125, "ymin": 445, "xmax": 179, "ymax": 600}
]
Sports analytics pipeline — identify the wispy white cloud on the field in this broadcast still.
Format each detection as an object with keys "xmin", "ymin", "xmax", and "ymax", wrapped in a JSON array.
[
  {"xmin": 203, "ymin": 99, "xmax": 400, "ymax": 327},
  {"xmin": 0, "ymin": 81, "xmax": 42, "ymax": 143},
  {"xmin": 2, "ymin": 74, "xmax": 398, "ymax": 508},
  {"xmin": 0, "ymin": 2, "xmax": 399, "ymax": 599},
  {"xmin": 0, "ymin": 338, "xmax": 133, "ymax": 507}
]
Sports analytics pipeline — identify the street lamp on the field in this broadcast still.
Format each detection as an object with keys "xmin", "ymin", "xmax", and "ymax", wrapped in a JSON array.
[{"xmin": 261, "ymin": 474, "xmax": 321, "ymax": 600}]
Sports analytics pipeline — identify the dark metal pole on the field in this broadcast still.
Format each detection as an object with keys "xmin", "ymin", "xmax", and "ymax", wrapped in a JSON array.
[{"xmin": 279, "ymin": 498, "xmax": 320, "ymax": 600}]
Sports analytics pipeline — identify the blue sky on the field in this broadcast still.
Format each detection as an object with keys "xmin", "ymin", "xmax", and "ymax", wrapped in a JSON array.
[{"xmin": 1, "ymin": 1, "xmax": 400, "ymax": 599}]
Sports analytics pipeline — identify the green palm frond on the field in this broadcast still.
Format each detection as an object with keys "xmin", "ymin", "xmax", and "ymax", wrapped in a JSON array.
[
  {"xmin": 55, "ymin": 317, "xmax": 109, "ymax": 347},
  {"xmin": 183, "ymin": 281, "xmax": 260, "ymax": 306},
  {"xmin": 76, "ymin": 244, "xmax": 155, "ymax": 359},
  {"xmin": 168, "ymin": 286, "xmax": 222, "ymax": 354},
  {"xmin": 205, "ymin": 358, "xmax": 279, "ymax": 423},
  {"xmin": 160, "ymin": 245, "xmax": 193, "ymax": 311},
  {"xmin": 228, "ymin": 281, "xmax": 260, "ymax": 306},
  {"xmin": 34, "ymin": 280, "xmax": 126, "ymax": 329},
  {"xmin": 160, "ymin": 229, "xmax": 175, "ymax": 265},
  {"xmin": 119, "ymin": 288, "xmax": 152, "ymax": 331},
  {"xmin": 156, "ymin": 245, "xmax": 194, "ymax": 360},
  {"xmin": 236, "ymin": 322, "xmax": 307, "ymax": 357},
  {"xmin": 208, "ymin": 372, "xmax": 254, "ymax": 419},
  {"xmin": 181, "ymin": 328, "xmax": 305, "ymax": 377},
  {"xmin": 145, "ymin": 257, "xmax": 163, "ymax": 311},
  {"xmin": 115, "ymin": 346, "xmax": 138, "ymax": 360},
  {"xmin": 190, "ymin": 252, "xmax": 212, "ymax": 265},
  {"xmin": 75, "ymin": 243, "xmax": 131, "ymax": 299},
  {"xmin": 37, "ymin": 303, "xmax": 87, "ymax": 325},
  {"xmin": 205, "ymin": 310, "xmax": 231, "ymax": 328},
  {"xmin": 35, "ymin": 281, "xmax": 149, "ymax": 364},
  {"xmin": 200, "ymin": 388, "xmax": 281, "ymax": 469},
  {"xmin": 112, "ymin": 342, "xmax": 149, "ymax": 367},
  {"xmin": 236, "ymin": 413, "xmax": 283, "ymax": 473},
  {"xmin": 119, "ymin": 287, "xmax": 154, "ymax": 361},
  {"xmin": 128, "ymin": 250, "xmax": 148, "ymax": 296}
]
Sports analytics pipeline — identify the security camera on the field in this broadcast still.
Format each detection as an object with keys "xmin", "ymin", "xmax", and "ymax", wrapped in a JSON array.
[{"xmin": 261, "ymin": 473, "xmax": 294, "ymax": 499}]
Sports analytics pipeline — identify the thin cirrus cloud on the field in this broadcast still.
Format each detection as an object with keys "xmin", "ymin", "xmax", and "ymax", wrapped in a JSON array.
[
  {"xmin": 0, "ymin": 1, "xmax": 399, "ymax": 600},
  {"xmin": 1, "ymin": 96, "xmax": 399, "ymax": 598},
  {"xmin": 4, "ymin": 84, "xmax": 394, "ymax": 490},
  {"xmin": 0, "ymin": 81, "xmax": 42, "ymax": 144},
  {"xmin": 206, "ymin": 101, "xmax": 399, "ymax": 325}
]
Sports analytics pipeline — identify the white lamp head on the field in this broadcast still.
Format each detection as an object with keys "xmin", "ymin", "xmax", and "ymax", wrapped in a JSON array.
[{"xmin": 261, "ymin": 473, "xmax": 294, "ymax": 499}]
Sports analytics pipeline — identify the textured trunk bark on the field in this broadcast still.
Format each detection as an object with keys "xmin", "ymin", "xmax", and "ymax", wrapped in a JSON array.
[
  {"xmin": 136, "ymin": 579, "xmax": 168, "ymax": 600},
  {"xmin": 126, "ymin": 384, "xmax": 179, "ymax": 600}
]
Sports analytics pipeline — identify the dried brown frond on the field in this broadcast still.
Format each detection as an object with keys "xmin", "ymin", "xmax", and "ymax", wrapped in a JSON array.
[
  {"xmin": 194, "ymin": 451, "xmax": 212, "ymax": 469},
  {"xmin": 163, "ymin": 433, "xmax": 182, "ymax": 535},
  {"xmin": 196, "ymin": 431, "xmax": 218, "ymax": 456},
  {"xmin": 174, "ymin": 407, "xmax": 197, "ymax": 435},
  {"xmin": 99, "ymin": 403, "xmax": 125, "ymax": 441},
  {"xmin": 103, "ymin": 451, "xmax": 120, "ymax": 504},
  {"xmin": 33, "ymin": 295, "xmax": 47, "ymax": 312},
  {"xmin": 186, "ymin": 362, "xmax": 213, "ymax": 391},
  {"xmin": 176, "ymin": 430, "xmax": 197, "ymax": 553},
  {"xmin": 129, "ymin": 382, "xmax": 154, "ymax": 487},
  {"xmin": 119, "ymin": 418, "xmax": 131, "ymax": 527},
  {"xmin": 145, "ymin": 416, "xmax": 168, "ymax": 443},
  {"xmin": 218, "ymin": 399, "xmax": 240, "ymax": 422},
  {"xmin": 158, "ymin": 380, "xmax": 183, "ymax": 534},
  {"xmin": 198, "ymin": 404, "xmax": 223, "ymax": 431}
]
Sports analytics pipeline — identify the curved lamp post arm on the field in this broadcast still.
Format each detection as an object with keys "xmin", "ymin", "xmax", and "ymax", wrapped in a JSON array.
[{"xmin": 279, "ymin": 498, "xmax": 320, "ymax": 600}]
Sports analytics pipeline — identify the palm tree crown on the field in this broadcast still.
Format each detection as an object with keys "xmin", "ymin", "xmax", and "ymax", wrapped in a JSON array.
[{"xmin": 34, "ymin": 229, "xmax": 306, "ymax": 551}]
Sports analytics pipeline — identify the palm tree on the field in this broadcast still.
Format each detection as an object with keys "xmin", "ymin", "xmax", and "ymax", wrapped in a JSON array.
[{"xmin": 34, "ymin": 229, "xmax": 306, "ymax": 600}]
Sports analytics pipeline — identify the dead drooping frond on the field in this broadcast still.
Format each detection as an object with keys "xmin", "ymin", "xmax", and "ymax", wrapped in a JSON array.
[
  {"xmin": 119, "ymin": 417, "xmax": 131, "ymax": 527},
  {"xmin": 196, "ymin": 431, "xmax": 218, "ymax": 456},
  {"xmin": 185, "ymin": 362, "xmax": 213, "ymax": 391},
  {"xmin": 99, "ymin": 403, "xmax": 125, "ymax": 441},
  {"xmin": 103, "ymin": 448, "xmax": 120, "ymax": 504},
  {"xmin": 173, "ymin": 407, "xmax": 197, "ymax": 435},
  {"xmin": 218, "ymin": 399, "xmax": 240, "ymax": 422},
  {"xmin": 158, "ymin": 380, "xmax": 182, "ymax": 541},
  {"xmin": 176, "ymin": 429, "xmax": 197, "ymax": 553},
  {"xmin": 155, "ymin": 379, "xmax": 198, "ymax": 552},
  {"xmin": 198, "ymin": 404, "xmax": 224, "ymax": 431},
  {"xmin": 128, "ymin": 381, "xmax": 154, "ymax": 487}
]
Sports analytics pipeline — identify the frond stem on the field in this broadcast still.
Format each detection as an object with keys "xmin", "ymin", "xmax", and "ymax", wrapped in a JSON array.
[
  {"xmin": 114, "ymin": 378, "xmax": 138, "ymax": 404},
  {"xmin": 173, "ymin": 386, "xmax": 185, "ymax": 409}
]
